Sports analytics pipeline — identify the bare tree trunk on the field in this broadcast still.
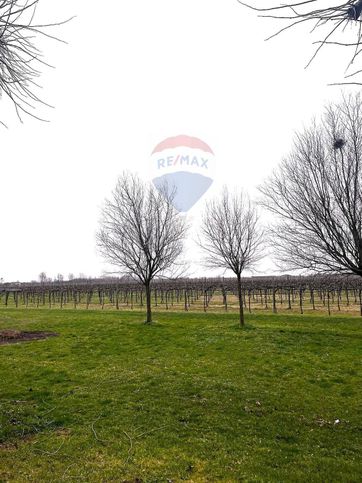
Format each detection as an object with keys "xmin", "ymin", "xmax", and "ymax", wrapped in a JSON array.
[
  {"xmin": 311, "ymin": 289, "xmax": 315, "ymax": 310},
  {"xmin": 222, "ymin": 288, "xmax": 228, "ymax": 312},
  {"xmin": 327, "ymin": 290, "xmax": 331, "ymax": 316},
  {"xmin": 145, "ymin": 282, "xmax": 152, "ymax": 324},
  {"xmin": 272, "ymin": 288, "xmax": 277, "ymax": 313},
  {"xmin": 237, "ymin": 275, "xmax": 245, "ymax": 327}
]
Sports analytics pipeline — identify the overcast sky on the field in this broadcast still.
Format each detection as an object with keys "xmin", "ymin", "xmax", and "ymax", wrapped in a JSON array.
[{"xmin": 0, "ymin": 0, "xmax": 359, "ymax": 282}]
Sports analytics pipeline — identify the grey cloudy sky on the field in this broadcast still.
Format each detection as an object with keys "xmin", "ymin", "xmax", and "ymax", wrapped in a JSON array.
[{"xmin": 0, "ymin": 0, "xmax": 359, "ymax": 282}]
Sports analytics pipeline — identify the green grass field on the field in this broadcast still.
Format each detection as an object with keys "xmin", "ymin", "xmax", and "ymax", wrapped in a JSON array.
[{"xmin": 0, "ymin": 309, "xmax": 361, "ymax": 482}]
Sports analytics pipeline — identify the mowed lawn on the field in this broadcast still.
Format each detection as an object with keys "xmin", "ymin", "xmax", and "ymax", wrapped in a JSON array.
[{"xmin": 0, "ymin": 309, "xmax": 361, "ymax": 482}]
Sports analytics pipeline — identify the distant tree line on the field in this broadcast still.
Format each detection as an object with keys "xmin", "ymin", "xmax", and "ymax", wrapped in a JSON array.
[{"xmin": 2, "ymin": 274, "xmax": 362, "ymax": 316}]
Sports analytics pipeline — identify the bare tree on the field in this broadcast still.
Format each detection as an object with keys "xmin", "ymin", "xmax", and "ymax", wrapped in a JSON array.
[
  {"xmin": 260, "ymin": 93, "xmax": 362, "ymax": 277},
  {"xmin": 239, "ymin": 1, "xmax": 362, "ymax": 84},
  {"xmin": 56, "ymin": 273, "xmax": 64, "ymax": 283},
  {"xmin": 0, "ymin": 1, "xmax": 72, "ymax": 126},
  {"xmin": 97, "ymin": 172, "xmax": 188, "ymax": 324},
  {"xmin": 199, "ymin": 188, "xmax": 263, "ymax": 326},
  {"xmin": 38, "ymin": 271, "xmax": 47, "ymax": 284}
]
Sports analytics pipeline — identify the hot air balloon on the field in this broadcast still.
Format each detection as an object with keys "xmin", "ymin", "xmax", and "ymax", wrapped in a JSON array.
[{"xmin": 150, "ymin": 135, "xmax": 214, "ymax": 212}]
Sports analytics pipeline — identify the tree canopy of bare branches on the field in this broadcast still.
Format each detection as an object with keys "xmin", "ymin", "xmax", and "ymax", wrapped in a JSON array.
[
  {"xmin": 97, "ymin": 172, "xmax": 188, "ymax": 324},
  {"xmin": 239, "ymin": 0, "xmax": 362, "ymax": 84},
  {"xmin": 199, "ymin": 188, "xmax": 263, "ymax": 326},
  {"xmin": 260, "ymin": 93, "xmax": 362, "ymax": 277},
  {"xmin": 0, "ymin": 0, "xmax": 71, "ymax": 126}
]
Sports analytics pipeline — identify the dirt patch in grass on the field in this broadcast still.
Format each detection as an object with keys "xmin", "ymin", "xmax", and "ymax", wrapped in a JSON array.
[{"xmin": 0, "ymin": 330, "xmax": 58, "ymax": 345}]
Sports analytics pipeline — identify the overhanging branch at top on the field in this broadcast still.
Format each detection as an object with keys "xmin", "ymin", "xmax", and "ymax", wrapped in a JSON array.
[
  {"xmin": 239, "ymin": 0, "xmax": 362, "ymax": 84},
  {"xmin": 0, "ymin": 0, "xmax": 73, "ymax": 126}
]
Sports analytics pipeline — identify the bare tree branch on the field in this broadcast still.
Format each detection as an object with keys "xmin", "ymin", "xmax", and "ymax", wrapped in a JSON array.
[
  {"xmin": 260, "ymin": 93, "xmax": 362, "ymax": 276},
  {"xmin": 239, "ymin": 0, "xmax": 362, "ymax": 84},
  {"xmin": 0, "ymin": 0, "xmax": 73, "ymax": 126}
]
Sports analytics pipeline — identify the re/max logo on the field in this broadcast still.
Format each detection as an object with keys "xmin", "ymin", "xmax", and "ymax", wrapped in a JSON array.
[{"xmin": 157, "ymin": 155, "xmax": 209, "ymax": 169}]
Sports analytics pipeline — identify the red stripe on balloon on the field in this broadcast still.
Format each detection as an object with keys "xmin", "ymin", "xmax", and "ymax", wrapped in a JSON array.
[{"xmin": 152, "ymin": 135, "xmax": 214, "ymax": 155}]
